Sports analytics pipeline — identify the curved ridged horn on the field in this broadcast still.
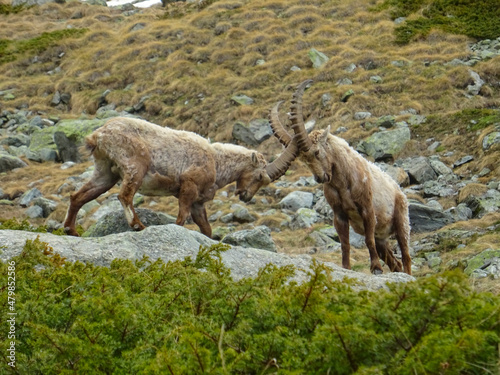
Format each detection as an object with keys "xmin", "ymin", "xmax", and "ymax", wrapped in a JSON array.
[
  {"xmin": 266, "ymin": 136, "xmax": 299, "ymax": 181},
  {"xmin": 290, "ymin": 79, "xmax": 313, "ymax": 152},
  {"xmin": 269, "ymin": 101, "xmax": 292, "ymax": 147}
]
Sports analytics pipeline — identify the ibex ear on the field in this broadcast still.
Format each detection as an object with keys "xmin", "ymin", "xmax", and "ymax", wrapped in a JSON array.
[
  {"xmin": 251, "ymin": 152, "xmax": 259, "ymax": 167},
  {"xmin": 320, "ymin": 125, "xmax": 330, "ymax": 145}
]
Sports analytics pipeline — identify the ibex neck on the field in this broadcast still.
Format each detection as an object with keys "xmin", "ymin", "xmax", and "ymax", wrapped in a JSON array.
[{"xmin": 212, "ymin": 143, "xmax": 253, "ymax": 188}]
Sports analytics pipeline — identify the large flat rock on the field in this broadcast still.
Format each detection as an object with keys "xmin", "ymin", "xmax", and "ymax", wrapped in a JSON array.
[{"xmin": 0, "ymin": 225, "xmax": 414, "ymax": 290}]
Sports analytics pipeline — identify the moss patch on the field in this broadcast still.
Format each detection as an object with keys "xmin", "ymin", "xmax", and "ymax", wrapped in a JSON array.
[
  {"xmin": 28, "ymin": 118, "xmax": 108, "ymax": 152},
  {"xmin": 465, "ymin": 248, "xmax": 500, "ymax": 275},
  {"xmin": 375, "ymin": 0, "xmax": 500, "ymax": 44},
  {"xmin": 0, "ymin": 28, "xmax": 88, "ymax": 64}
]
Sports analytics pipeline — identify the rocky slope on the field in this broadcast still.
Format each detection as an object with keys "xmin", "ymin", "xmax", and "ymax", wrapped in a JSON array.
[
  {"xmin": 0, "ymin": 225, "xmax": 415, "ymax": 289},
  {"xmin": 1, "ymin": 106, "xmax": 499, "ymax": 290}
]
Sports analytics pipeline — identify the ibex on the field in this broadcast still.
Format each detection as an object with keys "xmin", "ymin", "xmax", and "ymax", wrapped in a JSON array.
[
  {"xmin": 270, "ymin": 80, "xmax": 412, "ymax": 274},
  {"xmin": 64, "ymin": 117, "xmax": 298, "ymax": 238}
]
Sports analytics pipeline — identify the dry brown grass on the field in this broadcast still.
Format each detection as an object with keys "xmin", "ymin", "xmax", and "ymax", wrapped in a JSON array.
[
  {"xmin": 1, "ymin": 0, "xmax": 496, "ymax": 140},
  {"xmin": 0, "ymin": 161, "xmax": 90, "ymax": 197},
  {"xmin": 458, "ymin": 183, "xmax": 489, "ymax": 204},
  {"xmin": 448, "ymin": 212, "xmax": 500, "ymax": 231}
]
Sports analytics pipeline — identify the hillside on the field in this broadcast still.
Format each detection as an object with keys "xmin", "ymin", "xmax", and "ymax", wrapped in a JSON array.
[{"xmin": 1, "ymin": 0, "xmax": 500, "ymax": 292}]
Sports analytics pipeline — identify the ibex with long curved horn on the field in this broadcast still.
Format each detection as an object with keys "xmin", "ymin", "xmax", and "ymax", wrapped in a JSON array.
[
  {"xmin": 270, "ymin": 80, "xmax": 412, "ymax": 274},
  {"xmin": 64, "ymin": 117, "xmax": 298, "ymax": 238}
]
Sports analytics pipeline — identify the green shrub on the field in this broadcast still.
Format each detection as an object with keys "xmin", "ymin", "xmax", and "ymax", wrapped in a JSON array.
[
  {"xmin": 1, "ymin": 239, "xmax": 499, "ymax": 373},
  {"xmin": 0, "ymin": 218, "xmax": 67, "ymax": 235},
  {"xmin": 0, "ymin": 2, "xmax": 25, "ymax": 15},
  {"xmin": 375, "ymin": 0, "xmax": 500, "ymax": 44},
  {"xmin": 423, "ymin": 108, "xmax": 500, "ymax": 135},
  {"xmin": 0, "ymin": 28, "xmax": 88, "ymax": 64}
]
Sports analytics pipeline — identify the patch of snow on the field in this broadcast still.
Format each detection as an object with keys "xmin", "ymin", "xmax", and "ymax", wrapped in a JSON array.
[{"xmin": 106, "ymin": 0, "xmax": 162, "ymax": 8}]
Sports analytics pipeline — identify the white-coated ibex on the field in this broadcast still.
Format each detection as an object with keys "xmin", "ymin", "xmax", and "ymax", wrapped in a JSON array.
[
  {"xmin": 270, "ymin": 80, "xmax": 412, "ymax": 274},
  {"xmin": 64, "ymin": 117, "xmax": 298, "ymax": 238}
]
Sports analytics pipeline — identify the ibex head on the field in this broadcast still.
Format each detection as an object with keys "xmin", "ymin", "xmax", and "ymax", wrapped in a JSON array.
[
  {"xmin": 235, "ymin": 135, "xmax": 299, "ymax": 202},
  {"xmin": 269, "ymin": 79, "xmax": 331, "ymax": 183}
]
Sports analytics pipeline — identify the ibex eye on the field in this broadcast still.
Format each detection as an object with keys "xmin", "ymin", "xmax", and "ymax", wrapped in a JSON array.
[{"xmin": 314, "ymin": 150, "xmax": 320, "ymax": 157}]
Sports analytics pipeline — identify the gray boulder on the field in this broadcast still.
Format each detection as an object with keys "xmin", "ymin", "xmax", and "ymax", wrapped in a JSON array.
[
  {"xmin": 308, "ymin": 230, "xmax": 341, "ymax": 252},
  {"xmin": 447, "ymin": 204, "xmax": 473, "ymax": 222},
  {"xmin": 0, "ymin": 152, "xmax": 27, "ymax": 173},
  {"xmin": 464, "ymin": 249, "xmax": 500, "ymax": 278},
  {"xmin": 222, "ymin": 226, "xmax": 277, "ymax": 252},
  {"xmin": 54, "ymin": 131, "xmax": 80, "ymax": 163},
  {"xmin": 354, "ymin": 112, "xmax": 372, "ymax": 120},
  {"xmin": 89, "ymin": 194, "xmax": 143, "ymax": 222},
  {"xmin": 27, "ymin": 148, "xmax": 58, "ymax": 162},
  {"xmin": 292, "ymin": 176, "xmax": 318, "ymax": 187},
  {"xmin": 290, "ymin": 208, "xmax": 321, "ymax": 229},
  {"xmin": 321, "ymin": 93, "xmax": 332, "ymax": 108},
  {"xmin": 6, "ymin": 145, "xmax": 28, "ymax": 158},
  {"xmin": 232, "ymin": 204, "xmax": 257, "ymax": 223},
  {"xmin": 398, "ymin": 156, "xmax": 438, "ymax": 184},
  {"xmin": 28, "ymin": 117, "xmax": 118, "ymax": 155},
  {"xmin": 341, "ymin": 89, "xmax": 355, "ymax": 102},
  {"xmin": 463, "ymin": 189, "xmax": 500, "ymax": 218},
  {"xmin": 466, "ymin": 70, "xmax": 484, "ymax": 96},
  {"xmin": 0, "ymin": 134, "xmax": 30, "ymax": 147},
  {"xmin": 232, "ymin": 119, "xmax": 273, "ymax": 146},
  {"xmin": 83, "ymin": 208, "xmax": 176, "ymax": 237},
  {"xmin": 422, "ymin": 178, "xmax": 457, "ymax": 198},
  {"xmin": 12, "ymin": 0, "xmax": 55, "ymax": 6},
  {"xmin": 429, "ymin": 157, "xmax": 454, "ymax": 176},
  {"xmin": 482, "ymin": 131, "xmax": 500, "ymax": 151},
  {"xmin": 32, "ymin": 197, "xmax": 58, "ymax": 218},
  {"xmin": 376, "ymin": 163, "xmax": 409, "ymax": 186},
  {"xmin": 310, "ymin": 226, "xmax": 365, "ymax": 250},
  {"xmin": 358, "ymin": 127, "xmax": 411, "ymax": 161},
  {"xmin": 25, "ymin": 205, "xmax": 44, "ymax": 219},
  {"xmin": 279, "ymin": 191, "xmax": 314, "ymax": 212},
  {"xmin": 313, "ymin": 195, "xmax": 334, "ymax": 218},
  {"xmin": 375, "ymin": 115, "xmax": 396, "ymax": 128},
  {"xmin": 453, "ymin": 155, "xmax": 474, "ymax": 168},
  {"xmin": 308, "ymin": 48, "xmax": 329, "ymax": 68},
  {"xmin": 337, "ymin": 78, "xmax": 353, "ymax": 86},
  {"xmin": 19, "ymin": 188, "xmax": 42, "ymax": 207},
  {"xmin": 409, "ymin": 201, "xmax": 454, "ymax": 232},
  {"xmin": 0, "ymin": 226, "xmax": 415, "ymax": 289},
  {"xmin": 408, "ymin": 115, "xmax": 427, "ymax": 126},
  {"xmin": 231, "ymin": 95, "xmax": 254, "ymax": 106}
]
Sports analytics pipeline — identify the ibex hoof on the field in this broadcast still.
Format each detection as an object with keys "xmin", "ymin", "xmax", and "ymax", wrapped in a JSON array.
[
  {"xmin": 64, "ymin": 227, "xmax": 80, "ymax": 237},
  {"xmin": 372, "ymin": 268, "xmax": 383, "ymax": 275}
]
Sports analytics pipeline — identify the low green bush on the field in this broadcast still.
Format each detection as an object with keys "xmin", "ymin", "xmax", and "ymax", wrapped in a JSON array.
[
  {"xmin": 1, "ymin": 238, "xmax": 499, "ymax": 373},
  {"xmin": 375, "ymin": 0, "xmax": 500, "ymax": 44},
  {"xmin": 0, "ymin": 2, "xmax": 25, "ymax": 15},
  {"xmin": 0, "ymin": 218, "xmax": 67, "ymax": 235},
  {"xmin": 0, "ymin": 28, "xmax": 88, "ymax": 64}
]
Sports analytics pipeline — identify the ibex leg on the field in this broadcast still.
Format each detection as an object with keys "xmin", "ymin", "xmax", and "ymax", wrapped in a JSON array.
[
  {"xmin": 191, "ymin": 202, "xmax": 211, "ymax": 238},
  {"xmin": 394, "ymin": 194, "xmax": 412, "ymax": 275},
  {"xmin": 118, "ymin": 165, "xmax": 148, "ymax": 231},
  {"xmin": 176, "ymin": 178, "xmax": 199, "ymax": 227},
  {"xmin": 64, "ymin": 169, "xmax": 119, "ymax": 236},
  {"xmin": 333, "ymin": 213, "xmax": 351, "ymax": 270},
  {"xmin": 375, "ymin": 238, "xmax": 403, "ymax": 272},
  {"xmin": 360, "ymin": 206, "xmax": 384, "ymax": 275}
]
